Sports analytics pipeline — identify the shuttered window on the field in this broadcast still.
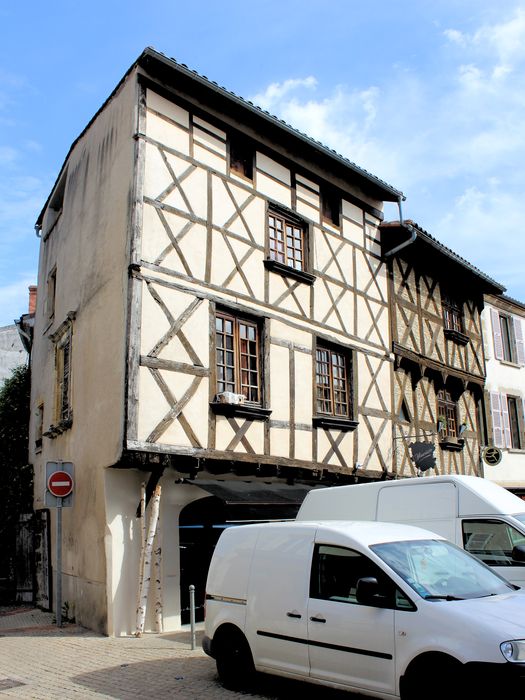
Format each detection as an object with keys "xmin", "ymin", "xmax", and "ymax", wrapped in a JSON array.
[
  {"xmin": 491, "ymin": 392, "xmax": 524, "ymax": 449},
  {"xmin": 490, "ymin": 392, "xmax": 504, "ymax": 447},
  {"xmin": 491, "ymin": 308, "xmax": 525, "ymax": 365}
]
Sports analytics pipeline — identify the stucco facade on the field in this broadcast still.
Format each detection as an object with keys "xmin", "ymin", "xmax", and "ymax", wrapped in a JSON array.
[
  {"xmin": 30, "ymin": 49, "xmax": 404, "ymax": 635},
  {"xmin": 482, "ymin": 294, "xmax": 525, "ymax": 493}
]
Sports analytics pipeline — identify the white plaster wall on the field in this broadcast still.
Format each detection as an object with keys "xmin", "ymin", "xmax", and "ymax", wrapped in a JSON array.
[
  {"xmin": 104, "ymin": 469, "xmax": 209, "ymax": 636},
  {"xmin": 30, "ymin": 70, "xmax": 138, "ymax": 633},
  {"xmin": 482, "ymin": 302, "xmax": 525, "ymax": 488}
]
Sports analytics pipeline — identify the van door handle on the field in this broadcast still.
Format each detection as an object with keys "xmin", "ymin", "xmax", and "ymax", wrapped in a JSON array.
[
  {"xmin": 310, "ymin": 615, "xmax": 326, "ymax": 623},
  {"xmin": 286, "ymin": 611, "xmax": 302, "ymax": 618}
]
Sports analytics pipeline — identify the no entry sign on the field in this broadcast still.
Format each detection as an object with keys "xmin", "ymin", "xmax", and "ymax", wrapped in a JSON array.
[{"xmin": 47, "ymin": 470, "xmax": 74, "ymax": 498}]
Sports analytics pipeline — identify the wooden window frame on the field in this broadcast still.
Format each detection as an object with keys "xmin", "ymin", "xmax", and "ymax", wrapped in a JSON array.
[
  {"xmin": 313, "ymin": 341, "xmax": 357, "ymax": 431},
  {"xmin": 507, "ymin": 396, "xmax": 523, "ymax": 450},
  {"xmin": 442, "ymin": 291, "xmax": 469, "ymax": 345},
  {"xmin": 211, "ymin": 310, "xmax": 271, "ymax": 421},
  {"xmin": 264, "ymin": 204, "xmax": 315, "ymax": 285},
  {"xmin": 46, "ymin": 266, "xmax": 57, "ymax": 322},
  {"xmin": 500, "ymin": 314, "xmax": 516, "ymax": 363},
  {"xmin": 55, "ymin": 325, "xmax": 73, "ymax": 425},
  {"xmin": 437, "ymin": 389, "xmax": 463, "ymax": 450}
]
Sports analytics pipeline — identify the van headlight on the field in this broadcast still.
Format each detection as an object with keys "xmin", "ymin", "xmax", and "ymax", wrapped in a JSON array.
[{"xmin": 500, "ymin": 640, "xmax": 525, "ymax": 662}]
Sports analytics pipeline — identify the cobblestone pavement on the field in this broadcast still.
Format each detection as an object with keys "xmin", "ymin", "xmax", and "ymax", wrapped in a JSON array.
[{"xmin": 0, "ymin": 606, "xmax": 364, "ymax": 699}]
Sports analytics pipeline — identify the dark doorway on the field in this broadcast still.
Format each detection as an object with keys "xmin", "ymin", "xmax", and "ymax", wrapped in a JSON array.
[{"xmin": 179, "ymin": 496, "xmax": 227, "ymax": 624}]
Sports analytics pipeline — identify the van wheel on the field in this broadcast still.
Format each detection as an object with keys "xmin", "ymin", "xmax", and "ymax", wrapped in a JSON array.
[
  {"xmin": 401, "ymin": 654, "xmax": 462, "ymax": 700},
  {"xmin": 215, "ymin": 628, "xmax": 255, "ymax": 690}
]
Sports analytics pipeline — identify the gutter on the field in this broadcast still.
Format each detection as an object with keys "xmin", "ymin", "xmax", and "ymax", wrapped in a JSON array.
[{"xmin": 383, "ymin": 197, "xmax": 417, "ymax": 257}]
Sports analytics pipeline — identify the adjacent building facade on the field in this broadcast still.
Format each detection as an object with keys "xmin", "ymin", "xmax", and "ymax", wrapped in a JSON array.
[
  {"xmin": 30, "ymin": 49, "xmax": 406, "ymax": 634},
  {"xmin": 381, "ymin": 221, "xmax": 504, "ymax": 478},
  {"xmin": 482, "ymin": 294, "xmax": 525, "ymax": 496}
]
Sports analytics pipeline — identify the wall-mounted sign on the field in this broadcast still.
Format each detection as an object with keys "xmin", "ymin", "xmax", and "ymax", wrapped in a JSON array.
[
  {"xmin": 482, "ymin": 446, "xmax": 503, "ymax": 467},
  {"xmin": 409, "ymin": 442, "xmax": 436, "ymax": 472}
]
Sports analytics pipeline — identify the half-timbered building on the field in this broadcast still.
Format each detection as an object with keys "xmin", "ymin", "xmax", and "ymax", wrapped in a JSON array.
[
  {"xmin": 29, "ymin": 48, "xmax": 405, "ymax": 634},
  {"xmin": 381, "ymin": 220, "xmax": 504, "ymax": 478}
]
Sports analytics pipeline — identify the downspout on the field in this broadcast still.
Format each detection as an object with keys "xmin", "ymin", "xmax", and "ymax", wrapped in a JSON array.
[{"xmin": 383, "ymin": 196, "xmax": 417, "ymax": 257}]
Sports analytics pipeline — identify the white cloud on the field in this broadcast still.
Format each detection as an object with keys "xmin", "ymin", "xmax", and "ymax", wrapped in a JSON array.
[
  {"xmin": 247, "ymin": 5, "xmax": 525, "ymax": 299},
  {"xmin": 432, "ymin": 184, "xmax": 523, "ymax": 293},
  {"xmin": 252, "ymin": 76, "xmax": 317, "ymax": 111}
]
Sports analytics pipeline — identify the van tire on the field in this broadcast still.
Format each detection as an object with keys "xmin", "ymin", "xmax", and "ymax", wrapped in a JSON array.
[
  {"xmin": 214, "ymin": 626, "xmax": 255, "ymax": 690},
  {"xmin": 401, "ymin": 653, "xmax": 462, "ymax": 700}
]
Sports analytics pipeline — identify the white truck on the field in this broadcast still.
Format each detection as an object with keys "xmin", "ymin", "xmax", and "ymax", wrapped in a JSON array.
[
  {"xmin": 297, "ymin": 475, "xmax": 525, "ymax": 585},
  {"xmin": 203, "ymin": 520, "xmax": 525, "ymax": 699}
]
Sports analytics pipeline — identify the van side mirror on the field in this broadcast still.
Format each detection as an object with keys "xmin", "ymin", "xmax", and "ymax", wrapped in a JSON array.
[
  {"xmin": 512, "ymin": 544, "xmax": 525, "ymax": 563},
  {"xmin": 356, "ymin": 577, "xmax": 385, "ymax": 606}
]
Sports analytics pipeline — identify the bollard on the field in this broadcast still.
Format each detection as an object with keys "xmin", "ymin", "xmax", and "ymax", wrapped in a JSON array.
[{"xmin": 189, "ymin": 584, "xmax": 196, "ymax": 650}]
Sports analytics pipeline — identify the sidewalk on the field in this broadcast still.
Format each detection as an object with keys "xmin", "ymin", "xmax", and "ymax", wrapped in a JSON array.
[
  {"xmin": 0, "ymin": 605, "xmax": 232, "ymax": 699},
  {"xmin": 0, "ymin": 606, "xmax": 358, "ymax": 699}
]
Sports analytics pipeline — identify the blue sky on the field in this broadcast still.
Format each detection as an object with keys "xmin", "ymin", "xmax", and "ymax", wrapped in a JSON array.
[{"xmin": 1, "ymin": 0, "xmax": 525, "ymax": 325}]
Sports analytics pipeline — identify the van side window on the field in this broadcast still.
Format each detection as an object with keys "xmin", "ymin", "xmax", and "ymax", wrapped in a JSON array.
[
  {"xmin": 462, "ymin": 519, "xmax": 525, "ymax": 567},
  {"xmin": 310, "ymin": 544, "xmax": 412, "ymax": 609}
]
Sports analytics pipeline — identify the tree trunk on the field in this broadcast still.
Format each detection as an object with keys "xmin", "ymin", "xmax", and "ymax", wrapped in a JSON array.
[{"xmin": 135, "ymin": 484, "xmax": 161, "ymax": 637}]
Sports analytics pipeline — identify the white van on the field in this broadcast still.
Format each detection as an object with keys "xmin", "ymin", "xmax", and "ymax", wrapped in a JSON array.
[
  {"xmin": 203, "ymin": 520, "xmax": 525, "ymax": 699},
  {"xmin": 297, "ymin": 475, "xmax": 525, "ymax": 586}
]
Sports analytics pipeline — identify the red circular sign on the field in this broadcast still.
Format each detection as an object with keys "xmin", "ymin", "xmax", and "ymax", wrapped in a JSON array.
[{"xmin": 47, "ymin": 471, "xmax": 74, "ymax": 498}]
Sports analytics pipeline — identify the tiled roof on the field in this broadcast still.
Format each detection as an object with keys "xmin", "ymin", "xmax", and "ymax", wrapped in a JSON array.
[
  {"xmin": 140, "ymin": 48, "xmax": 404, "ymax": 201},
  {"xmin": 381, "ymin": 220, "xmax": 505, "ymax": 293}
]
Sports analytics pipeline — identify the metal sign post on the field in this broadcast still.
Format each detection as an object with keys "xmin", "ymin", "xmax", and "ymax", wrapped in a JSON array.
[
  {"xmin": 45, "ymin": 462, "xmax": 74, "ymax": 628},
  {"xmin": 56, "ymin": 497, "xmax": 63, "ymax": 627}
]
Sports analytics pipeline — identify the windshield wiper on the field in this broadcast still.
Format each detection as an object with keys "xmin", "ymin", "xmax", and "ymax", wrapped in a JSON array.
[{"xmin": 423, "ymin": 594, "xmax": 464, "ymax": 601}]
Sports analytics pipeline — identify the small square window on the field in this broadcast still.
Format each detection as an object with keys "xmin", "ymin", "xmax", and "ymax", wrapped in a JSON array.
[{"xmin": 268, "ymin": 208, "xmax": 306, "ymax": 272}]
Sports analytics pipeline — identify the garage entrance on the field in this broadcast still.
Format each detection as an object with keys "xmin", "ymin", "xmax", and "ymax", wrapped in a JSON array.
[{"xmin": 178, "ymin": 481, "xmax": 316, "ymax": 624}]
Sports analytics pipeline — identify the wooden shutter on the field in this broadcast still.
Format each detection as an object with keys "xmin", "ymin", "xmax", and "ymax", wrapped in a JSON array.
[
  {"xmin": 500, "ymin": 393, "xmax": 512, "ymax": 448},
  {"xmin": 490, "ymin": 392, "xmax": 504, "ymax": 447},
  {"xmin": 513, "ymin": 317, "xmax": 525, "ymax": 365},
  {"xmin": 491, "ymin": 309, "xmax": 504, "ymax": 360}
]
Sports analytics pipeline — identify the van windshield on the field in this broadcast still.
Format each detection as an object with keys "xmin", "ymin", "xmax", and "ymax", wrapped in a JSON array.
[{"xmin": 372, "ymin": 539, "xmax": 514, "ymax": 601}]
